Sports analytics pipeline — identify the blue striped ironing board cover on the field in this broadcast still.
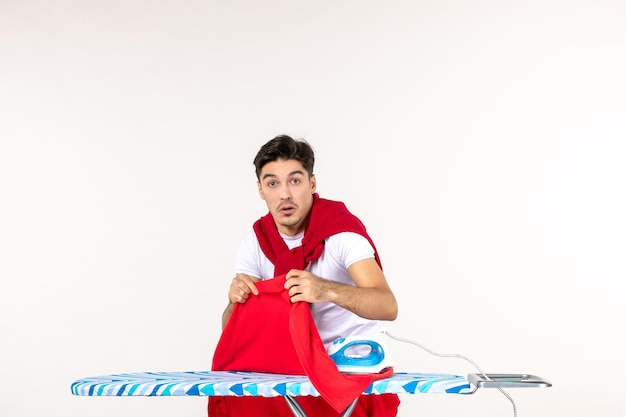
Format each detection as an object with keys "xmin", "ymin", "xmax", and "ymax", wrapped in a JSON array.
[{"xmin": 71, "ymin": 371, "xmax": 472, "ymax": 397}]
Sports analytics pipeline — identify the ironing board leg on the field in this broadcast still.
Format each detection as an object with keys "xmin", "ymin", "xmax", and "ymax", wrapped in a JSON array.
[
  {"xmin": 283, "ymin": 396, "xmax": 359, "ymax": 417},
  {"xmin": 340, "ymin": 398, "xmax": 359, "ymax": 416},
  {"xmin": 284, "ymin": 396, "xmax": 307, "ymax": 417}
]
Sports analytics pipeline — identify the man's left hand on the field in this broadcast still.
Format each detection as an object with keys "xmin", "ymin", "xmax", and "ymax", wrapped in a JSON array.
[{"xmin": 284, "ymin": 269, "xmax": 330, "ymax": 303}]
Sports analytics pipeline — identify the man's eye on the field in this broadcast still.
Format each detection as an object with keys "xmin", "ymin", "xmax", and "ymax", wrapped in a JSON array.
[
  {"xmin": 268, "ymin": 181, "xmax": 277, "ymax": 187},
  {"xmin": 291, "ymin": 178, "xmax": 301, "ymax": 184}
]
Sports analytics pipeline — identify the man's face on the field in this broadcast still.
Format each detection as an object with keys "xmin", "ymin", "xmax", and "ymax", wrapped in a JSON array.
[{"xmin": 257, "ymin": 158, "xmax": 316, "ymax": 236}]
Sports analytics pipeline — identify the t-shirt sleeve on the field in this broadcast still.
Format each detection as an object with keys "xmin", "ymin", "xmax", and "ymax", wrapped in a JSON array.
[
  {"xmin": 326, "ymin": 232, "xmax": 376, "ymax": 269},
  {"xmin": 234, "ymin": 231, "xmax": 264, "ymax": 278}
]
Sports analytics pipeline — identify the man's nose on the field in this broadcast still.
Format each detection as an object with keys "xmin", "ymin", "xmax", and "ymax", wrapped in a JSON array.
[{"xmin": 279, "ymin": 183, "xmax": 292, "ymax": 199}]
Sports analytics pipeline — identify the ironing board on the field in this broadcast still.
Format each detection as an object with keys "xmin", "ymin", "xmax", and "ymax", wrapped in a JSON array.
[
  {"xmin": 71, "ymin": 370, "xmax": 470, "ymax": 416},
  {"xmin": 71, "ymin": 370, "xmax": 550, "ymax": 417},
  {"xmin": 70, "ymin": 370, "xmax": 473, "ymax": 397}
]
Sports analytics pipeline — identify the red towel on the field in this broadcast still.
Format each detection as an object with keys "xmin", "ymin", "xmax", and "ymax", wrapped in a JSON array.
[
  {"xmin": 209, "ymin": 275, "xmax": 398, "ymax": 416},
  {"xmin": 253, "ymin": 193, "xmax": 382, "ymax": 276}
]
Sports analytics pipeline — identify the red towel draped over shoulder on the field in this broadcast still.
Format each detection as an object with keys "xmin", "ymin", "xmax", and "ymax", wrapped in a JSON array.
[
  {"xmin": 253, "ymin": 193, "xmax": 382, "ymax": 275},
  {"xmin": 208, "ymin": 194, "xmax": 399, "ymax": 416}
]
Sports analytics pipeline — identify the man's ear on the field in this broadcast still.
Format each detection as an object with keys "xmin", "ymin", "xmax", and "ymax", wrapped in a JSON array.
[
  {"xmin": 310, "ymin": 174, "xmax": 316, "ymax": 193},
  {"xmin": 257, "ymin": 181, "xmax": 265, "ymax": 200}
]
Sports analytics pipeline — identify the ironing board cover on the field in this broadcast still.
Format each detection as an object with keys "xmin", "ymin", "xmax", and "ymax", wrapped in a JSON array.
[{"xmin": 71, "ymin": 371, "xmax": 472, "ymax": 397}]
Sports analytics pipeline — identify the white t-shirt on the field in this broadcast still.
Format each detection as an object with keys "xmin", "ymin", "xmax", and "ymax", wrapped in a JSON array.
[{"xmin": 235, "ymin": 230, "xmax": 386, "ymax": 345}]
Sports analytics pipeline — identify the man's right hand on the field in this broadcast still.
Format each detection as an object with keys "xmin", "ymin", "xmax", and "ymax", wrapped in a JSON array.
[
  {"xmin": 222, "ymin": 274, "xmax": 260, "ymax": 329},
  {"xmin": 228, "ymin": 273, "xmax": 260, "ymax": 304}
]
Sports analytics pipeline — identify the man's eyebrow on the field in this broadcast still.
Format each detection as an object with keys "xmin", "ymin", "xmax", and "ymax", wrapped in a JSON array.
[{"xmin": 261, "ymin": 170, "xmax": 305, "ymax": 180}]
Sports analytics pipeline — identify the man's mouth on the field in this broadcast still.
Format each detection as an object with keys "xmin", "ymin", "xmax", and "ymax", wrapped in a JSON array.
[{"xmin": 278, "ymin": 204, "xmax": 296, "ymax": 215}]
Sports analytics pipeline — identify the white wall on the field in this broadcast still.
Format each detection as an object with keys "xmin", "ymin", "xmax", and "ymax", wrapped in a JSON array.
[{"xmin": 1, "ymin": 1, "xmax": 624, "ymax": 416}]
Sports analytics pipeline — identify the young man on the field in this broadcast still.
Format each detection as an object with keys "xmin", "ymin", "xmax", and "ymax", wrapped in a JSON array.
[
  {"xmin": 223, "ymin": 135, "xmax": 397, "ymax": 336},
  {"xmin": 216, "ymin": 135, "xmax": 399, "ymax": 416}
]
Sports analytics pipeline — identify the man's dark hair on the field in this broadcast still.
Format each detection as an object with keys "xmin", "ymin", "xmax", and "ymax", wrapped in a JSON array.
[{"xmin": 253, "ymin": 135, "xmax": 315, "ymax": 180}]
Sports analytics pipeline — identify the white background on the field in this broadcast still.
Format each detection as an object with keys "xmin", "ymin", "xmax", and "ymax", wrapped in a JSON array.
[{"xmin": 1, "ymin": 1, "xmax": 625, "ymax": 416}]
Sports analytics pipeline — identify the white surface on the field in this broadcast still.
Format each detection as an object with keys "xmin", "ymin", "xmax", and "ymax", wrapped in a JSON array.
[{"xmin": 1, "ymin": 1, "xmax": 624, "ymax": 417}]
